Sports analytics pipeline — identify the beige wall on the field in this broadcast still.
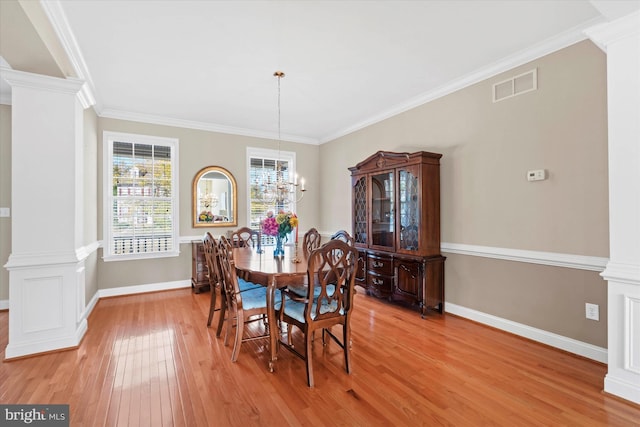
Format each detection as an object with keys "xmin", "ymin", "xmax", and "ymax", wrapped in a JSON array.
[
  {"xmin": 0, "ymin": 105, "xmax": 10, "ymax": 301},
  {"xmin": 319, "ymin": 40, "xmax": 608, "ymax": 347},
  {"xmin": 96, "ymin": 117, "xmax": 320, "ymax": 289},
  {"xmin": 83, "ymin": 107, "xmax": 99, "ymax": 303}
]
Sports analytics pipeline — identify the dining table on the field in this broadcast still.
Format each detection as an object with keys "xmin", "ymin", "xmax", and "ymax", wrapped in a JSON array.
[{"xmin": 232, "ymin": 243, "xmax": 308, "ymax": 371}]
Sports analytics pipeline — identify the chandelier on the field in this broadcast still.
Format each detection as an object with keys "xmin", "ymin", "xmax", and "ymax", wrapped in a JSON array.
[
  {"xmin": 258, "ymin": 71, "xmax": 306, "ymax": 206},
  {"xmin": 200, "ymin": 192, "xmax": 218, "ymax": 209}
]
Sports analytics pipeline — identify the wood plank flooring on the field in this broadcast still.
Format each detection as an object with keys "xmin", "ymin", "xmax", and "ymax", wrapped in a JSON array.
[{"xmin": 1, "ymin": 288, "xmax": 639, "ymax": 426}]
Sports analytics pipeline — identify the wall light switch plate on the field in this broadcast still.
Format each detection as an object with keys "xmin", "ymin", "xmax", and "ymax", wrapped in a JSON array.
[
  {"xmin": 527, "ymin": 169, "xmax": 547, "ymax": 181},
  {"xmin": 585, "ymin": 303, "xmax": 600, "ymax": 321},
  {"xmin": 0, "ymin": 207, "xmax": 9, "ymax": 217}
]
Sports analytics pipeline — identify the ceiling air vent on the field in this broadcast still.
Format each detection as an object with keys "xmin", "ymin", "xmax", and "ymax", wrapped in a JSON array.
[{"xmin": 492, "ymin": 68, "xmax": 537, "ymax": 103}]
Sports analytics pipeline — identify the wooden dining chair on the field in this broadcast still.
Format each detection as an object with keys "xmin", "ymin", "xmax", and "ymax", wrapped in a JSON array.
[
  {"xmin": 330, "ymin": 229, "xmax": 355, "ymax": 246},
  {"xmin": 206, "ymin": 234, "xmax": 262, "ymax": 335},
  {"xmin": 302, "ymin": 228, "xmax": 322, "ymax": 258},
  {"xmin": 203, "ymin": 232, "xmax": 227, "ymax": 336},
  {"xmin": 230, "ymin": 227, "xmax": 261, "ymax": 249},
  {"xmin": 217, "ymin": 236, "xmax": 270, "ymax": 362},
  {"xmin": 276, "ymin": 239, "xmax": 358, "ymax": 387}
]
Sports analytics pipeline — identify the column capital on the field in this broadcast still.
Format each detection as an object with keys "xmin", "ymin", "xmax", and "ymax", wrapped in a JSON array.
[{"xmin": 0, "ymin": 67, "xmax": 93, "ymax": 108}]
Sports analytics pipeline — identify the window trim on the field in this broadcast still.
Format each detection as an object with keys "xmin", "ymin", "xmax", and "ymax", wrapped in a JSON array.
[
  {"xmin": 102, "ymin": 131, "xmax": 180, "ymax": 261},
  {"xmin": 246, "ymin": 147, "xmax": 297, "ymax": 235}
]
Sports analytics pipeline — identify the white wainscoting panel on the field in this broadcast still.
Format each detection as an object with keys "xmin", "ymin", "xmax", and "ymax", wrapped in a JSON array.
[
  {"xmin": 626, "ymin": 295, "xmax": 640, "ymax": 374},
  {"xmin": 23, "ymin": 276, "xmax": 64, "ymax": 333}
]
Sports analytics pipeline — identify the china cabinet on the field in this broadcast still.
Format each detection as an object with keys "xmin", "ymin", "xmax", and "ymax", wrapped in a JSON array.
[{"xmin": 349, "ymin": 151, "xmax": 445, "ymax": 316}]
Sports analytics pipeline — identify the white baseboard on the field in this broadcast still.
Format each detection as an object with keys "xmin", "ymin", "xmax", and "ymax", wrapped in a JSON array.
[
  {"xmin": 604, "ymin": 374, "xmax": 640, "ymax": 405},
  {"xmin": 445, "ymin": 302, "xmax": 608, "ymax": 363},
  {"xmin": 98, "ymin": 279, "xmax": 191, "ymax": 299},
  {"xmin": 0, "ymin": 299, "xmax": 8, "ymax": 310},
  {"xmin": 4, "ymin": 319, "xmax": 87, "ymax": 360},
  {"xmin": 79, "ymin": 280, "xmax": 191, "ymax": 324}
]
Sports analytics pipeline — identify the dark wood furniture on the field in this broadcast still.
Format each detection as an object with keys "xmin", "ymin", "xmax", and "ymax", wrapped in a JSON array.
[
  {"xmin": 302, "ymin": 228, "xmax": 322, "ymax": 258},
  {"xmin": 330, "ymin": 229, "xmax": 355, "ymax": 246},
  {"xmin": 191, "ymin": 241, "xmax": 210, "ymax": 293},
  {"xmin": 230, "ymin": 226, "xmax": 261, "ymax": 249},
  {"xmin": 349, "ymin": 150, "xmax": 445, "ymax": 316},
  {"xmin": 276, "ymin": 240, "xmax": 358, "ymax": 387},
  {"xmin": 232, "ymin": 245, "xmax": 309, "ymax": 372},
  {"xmin": 217, "ymin": 236, "xmax": 270, "ymax": 364},
  {"xmin": 202, "ymin": 232, "xmax": 226, "ymax": 335}
]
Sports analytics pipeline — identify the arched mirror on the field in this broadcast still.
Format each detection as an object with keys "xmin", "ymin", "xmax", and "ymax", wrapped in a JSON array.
[{"xmin": 192, "ymin": 166, "xmax": 237, "ymax": 228}]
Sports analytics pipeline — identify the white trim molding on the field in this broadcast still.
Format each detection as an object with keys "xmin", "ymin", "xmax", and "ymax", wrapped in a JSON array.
[
  {"xmin": 601, "ymin": 261, "xmax": 640, "ymax": 286},
  {"xmin": 0, "ymin": 300, "xmax": 8, "ymax": 310},
  {"xmin": 98, "ymin": 280, "xmax": 190, "ymax": 299},
  {"xmin": 441, "ymin": 242, "xmax": 608, "ymax": 272},
  {"xmin": 100, "ymin": 108, "xmax": 318, "ymax": 145},
  {"xmin": 446, "ymin": 302, "xmax": 608, "ymax": 363}
]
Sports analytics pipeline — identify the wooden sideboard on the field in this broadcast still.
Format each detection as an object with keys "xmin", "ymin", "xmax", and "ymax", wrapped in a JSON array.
[{"xmin": 191, "ymin": 241, "xmax": 210, "ymax": 293}]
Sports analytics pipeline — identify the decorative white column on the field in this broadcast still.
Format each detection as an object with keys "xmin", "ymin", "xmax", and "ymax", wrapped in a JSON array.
[
  {"xmin": 586, "ymin": 12, "xmax": 640, "ymax": 405},
  {"xmin": 2, "ymin": 68, "xmax": 91, "ymax": 359}
]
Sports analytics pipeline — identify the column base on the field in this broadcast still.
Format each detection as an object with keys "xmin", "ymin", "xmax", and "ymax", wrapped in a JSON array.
[{"xmin": 5, "ymin": 259, "xmax": 87, "ymax": 360}]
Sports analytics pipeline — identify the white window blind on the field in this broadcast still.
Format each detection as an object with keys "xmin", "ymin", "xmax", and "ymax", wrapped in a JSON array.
[
  {"xmin": 103, "ymin": 132, "xmax": 179, "ymax": 260},
  {"xmin": 247, "ymin": 147, "xmax": 296, "ymax": 244}
]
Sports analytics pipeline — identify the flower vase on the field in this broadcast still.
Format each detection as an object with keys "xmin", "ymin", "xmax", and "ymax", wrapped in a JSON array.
[{"xmin": 274, "ymin": 234, "xmax": 285, "ymax": 258}]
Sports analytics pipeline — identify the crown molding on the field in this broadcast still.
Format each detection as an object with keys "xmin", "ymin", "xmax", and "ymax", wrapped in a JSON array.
[
  {"xmin": 319, "ymin": 16, "xmax": 605, "ymax": 144},
  {"xmin": 99, "ymin": 108, "xmax": 320, "ymax": 145},
  {"xmin": 40, "ymin": 0, "xmax": 97, "ymax": 108},
  {"xmin": 584, "ymin": 10, "xmax": 640, "ymax": 52}
]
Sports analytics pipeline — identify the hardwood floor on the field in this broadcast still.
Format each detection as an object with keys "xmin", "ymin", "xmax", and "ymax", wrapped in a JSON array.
[{"xmin": 1, "ymin": 288, "xmax": 639, "ymax": 426}]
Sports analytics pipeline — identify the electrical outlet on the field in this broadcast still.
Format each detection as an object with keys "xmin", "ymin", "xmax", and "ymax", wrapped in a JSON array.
[
  {"xmin": 585, "ymin": 303, "xmax": 599, "ymax": 321},
  {"xmin": 0, "ymin": 207, "xmax": 9, "ymax": 217}
]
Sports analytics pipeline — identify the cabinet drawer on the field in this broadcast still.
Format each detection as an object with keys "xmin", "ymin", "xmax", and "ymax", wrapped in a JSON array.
[
  {"xmin": 366, "ymin": 271, "xmax": 393, "ymax": 295},
  {"xmin": 367, "ymin": 253, "xmax": 393, "ymax": 275}
]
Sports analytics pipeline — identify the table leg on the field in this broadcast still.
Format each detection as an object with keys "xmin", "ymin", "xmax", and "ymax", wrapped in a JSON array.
[{"xmin": 267, "ymin": 276, "xmax": 278, "ymax": 372}]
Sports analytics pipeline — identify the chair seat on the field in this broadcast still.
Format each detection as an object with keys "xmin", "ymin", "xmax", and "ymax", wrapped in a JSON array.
[
  {"xmin": 238, "ymin": 278, "xmax": 262, "ymax": 292},
  {"xmin": 238, "ymin": 286, "xmax": 268, "ymax": 310},
  {"xmin": 280, "ymin": 296, "xmax": 342, "ymax": 323}
]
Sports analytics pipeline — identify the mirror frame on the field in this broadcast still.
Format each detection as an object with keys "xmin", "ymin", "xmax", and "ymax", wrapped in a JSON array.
[{"xmin": 192, "ymin": 166, "xmax": 238, "ymax": 228}]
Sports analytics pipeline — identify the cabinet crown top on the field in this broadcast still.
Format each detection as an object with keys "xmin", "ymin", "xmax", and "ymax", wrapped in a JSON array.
[{"xmin": 348, "ymin": 150, "xmax": 442, "ymax": 173}]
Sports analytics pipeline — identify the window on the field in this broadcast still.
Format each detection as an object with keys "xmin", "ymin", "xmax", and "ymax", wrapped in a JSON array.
[
  {"xmin": 247, "ymin": 147, "xmax": 296, "ymax": 244},
  {"xmin": 103, "ymin": 131, "xmax": 179, "ymax": 261}
]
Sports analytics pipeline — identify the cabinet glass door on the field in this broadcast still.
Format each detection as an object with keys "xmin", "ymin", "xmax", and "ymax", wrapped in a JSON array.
[
  {"xmin": 353, "ymin": 176, "xmax": 368, "ymax": 245},
  {"xmin": 370, "ymin": 171, "xmax": 394, "ymax": 249},
  {"xmin": 398, "ymin": 167, "xmax": 420, "ymax": 252}
]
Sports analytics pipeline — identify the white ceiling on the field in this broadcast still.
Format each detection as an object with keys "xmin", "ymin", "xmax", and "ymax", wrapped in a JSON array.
[{"xmin": 4, "ymin": 1, "xmax": 638, "ymax": 144}]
